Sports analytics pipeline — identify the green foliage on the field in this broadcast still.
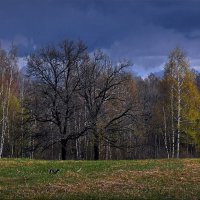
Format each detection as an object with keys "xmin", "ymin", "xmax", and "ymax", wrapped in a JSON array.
[{"xmin": 181, "ymin": 72, "xmax": 200, "ymax": 146}]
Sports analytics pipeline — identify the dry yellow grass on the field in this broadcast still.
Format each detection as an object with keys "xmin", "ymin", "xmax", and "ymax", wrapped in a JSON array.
[{"xmin": 0, "ymin": 159, "xmax": 200, "ymax": 199}]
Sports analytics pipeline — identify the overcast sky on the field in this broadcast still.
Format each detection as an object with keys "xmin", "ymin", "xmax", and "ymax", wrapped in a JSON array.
[{"xmin": 1, "ymin": 0, "xmax": 200, "ymax": 76}]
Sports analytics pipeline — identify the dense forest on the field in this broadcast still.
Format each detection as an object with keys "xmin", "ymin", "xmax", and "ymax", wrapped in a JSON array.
[{"xmin": 1, "ymin": 40, "xmax": 200, "ymax": 160}]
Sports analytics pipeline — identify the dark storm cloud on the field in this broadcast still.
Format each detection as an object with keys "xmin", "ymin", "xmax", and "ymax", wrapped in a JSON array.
[
  {"xmin": 150, "ymin": 1, "xmax": 200, "ymax": 34},
  {"xmin": 1, "ymin": 0, "xmax": 200, "ymax": 76}
]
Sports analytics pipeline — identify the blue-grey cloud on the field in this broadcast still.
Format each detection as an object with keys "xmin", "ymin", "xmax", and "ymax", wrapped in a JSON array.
[{"xmin": 1, "ymin": 0, "xmax": 200, "ymax": 76}]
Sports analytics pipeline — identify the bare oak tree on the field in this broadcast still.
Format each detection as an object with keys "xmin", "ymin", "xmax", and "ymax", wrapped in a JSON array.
[
  {"xmin": 77, "ymin": 51, "xmax": 131, "ymax": 160},
  {"xmin": 27, "ymin": 40, "xmax": 88, "ymax": 160}
]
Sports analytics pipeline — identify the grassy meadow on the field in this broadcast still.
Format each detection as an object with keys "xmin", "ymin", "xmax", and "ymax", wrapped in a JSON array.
[{"xmin": 0, "ymin": 159, "xmax": 200, "ymax": 199}]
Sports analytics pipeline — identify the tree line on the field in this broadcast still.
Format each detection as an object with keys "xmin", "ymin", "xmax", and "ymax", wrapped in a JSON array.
[{"xmin": 0, "ymin": 40, "xmax": 200, "ymax": 160}]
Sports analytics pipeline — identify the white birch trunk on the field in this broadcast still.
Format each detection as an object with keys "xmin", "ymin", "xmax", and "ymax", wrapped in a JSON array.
[
  {"xmin": 6, "ymin": 69, "xmax": 13, "ymax": 143},
  {"xmin": 0, "ymin": 68, "xmax": 13, "ymax": 158},
  {"xmin": 177, "ymin": 73, "xmax": 181, "ymax": 158},
  {"xmin": 20, "ymin": 78, "xmax": 24, "ymax": 158},
  {"xmin": 0, "ymin": 101, "xmax": 6, "ymax": 158},
  {"xmin": 171, "ymin": 86, "xmax": 175, "ymax": 158},
  {"xmin": 163, "ymin": 107, "xmax": 169, "ymax": 159},
  {"xmin": 0, "ymin": 70, "xmax": 5, "ymax": 158}
]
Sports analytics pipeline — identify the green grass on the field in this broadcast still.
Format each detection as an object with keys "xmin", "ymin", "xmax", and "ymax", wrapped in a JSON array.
[{"xmin": 0, "ymin": 158, "xmax": 200, "ymax": 199}]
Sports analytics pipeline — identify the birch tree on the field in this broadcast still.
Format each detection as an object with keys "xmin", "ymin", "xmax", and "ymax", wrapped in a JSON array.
[
  {"xmin": 0, "ymin": 46, "xmax": 19, "ymax": 158},
  {"xmin": 162, "ymin": 47, "xmax": 198, "ymax": 158}
]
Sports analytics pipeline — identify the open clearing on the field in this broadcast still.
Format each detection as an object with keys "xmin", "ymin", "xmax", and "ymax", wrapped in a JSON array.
[{"xmin": 0, "ymin": 159, "xmax": 200, "ymax": 199}]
